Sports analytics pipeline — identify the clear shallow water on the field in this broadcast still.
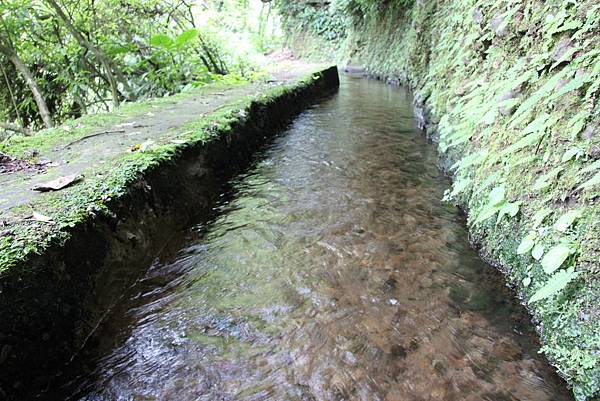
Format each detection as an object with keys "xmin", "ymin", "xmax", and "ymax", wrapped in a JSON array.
[{"xmin": 52, "ymin": 75, "xmax": 572, "ymax": 401}]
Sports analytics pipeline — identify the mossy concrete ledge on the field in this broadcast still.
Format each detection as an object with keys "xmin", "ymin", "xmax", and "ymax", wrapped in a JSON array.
[{"xmin": 0, "ymin": 65, "xmax": 339, "ymax": 400}]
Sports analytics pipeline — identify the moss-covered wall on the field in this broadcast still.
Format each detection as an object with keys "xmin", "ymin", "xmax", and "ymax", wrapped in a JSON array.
[{"xmin": 281, "ymin": 1, "xmax": 599, "ymax": 399}]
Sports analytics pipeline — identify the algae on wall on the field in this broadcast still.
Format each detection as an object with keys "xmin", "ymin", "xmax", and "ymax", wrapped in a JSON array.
[{"xmin": 278, "ymin": 0, "xmax": 600, "ymax": 399}]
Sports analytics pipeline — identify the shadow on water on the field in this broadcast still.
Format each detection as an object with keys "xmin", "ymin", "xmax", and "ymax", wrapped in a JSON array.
[{"xmin": 48, "ymin": 75, "xmax": 573, "ymax": 401}]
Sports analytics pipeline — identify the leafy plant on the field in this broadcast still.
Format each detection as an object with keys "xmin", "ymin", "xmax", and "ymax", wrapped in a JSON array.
[
  {"xmin": 517, "ymin": 231, "xmax": 537, "ymax": 254},
  {"xmin": 541, "ymin": 243, "xmax": 574, "ymax": 274},
  {"xmin": 530, "ymin": 267, "xmax": 579, "ymax": 303},
  {"xmin": 554, "ymin": 210, "xmax": 583, "ymax": 232},
  {"xmin": 150, "ymin": 29, "xmax": 199, "ymax": 51},
  {"xmin": 475, "ymin": 186, "xmax": 520, "ymax": 224},
  {"xmin": 532, "ymin": 243, "xmax": 545, "ymax": 261}
]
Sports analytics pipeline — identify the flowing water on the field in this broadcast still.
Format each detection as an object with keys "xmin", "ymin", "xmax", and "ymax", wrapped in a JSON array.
[{"xmin": 52, "ymin": 75, "xmax": 573, "ymax": 401}]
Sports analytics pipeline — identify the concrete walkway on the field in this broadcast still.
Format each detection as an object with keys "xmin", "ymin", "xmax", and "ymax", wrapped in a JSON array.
[{"xmin": 0, "ymin": 63, "xmax": 320, "ymax": 217}]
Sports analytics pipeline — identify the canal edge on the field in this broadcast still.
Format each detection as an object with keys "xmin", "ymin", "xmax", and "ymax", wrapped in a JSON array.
[{"xmin": 0, "ymin": 65, "xmax": 340, "ymax": 400}]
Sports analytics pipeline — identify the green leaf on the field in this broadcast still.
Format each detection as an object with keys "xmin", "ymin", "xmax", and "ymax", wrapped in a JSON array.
[
  {"xmin": 553, "ymin": 209, "xmax": 582, "ymax": 232},
  {"xmin": 529, "ymin": 267, "xmax": 579, "ymax": 303},
  {"xmin": 550, "ymin": 45, "xmax": 580, "ymax": 70},
  {"xmin": 549, "ymin": 74, "xmax": 590, "ymax": 102},
  {"xmin": 475, "ymin": 186, "xmax": 509, "ymax": 224},
  {"xmin": 451, "ymin": 150, "xmax": 488, "ymax": 172},
  {"xmin": 174, "ymin": 28, "xmax": 199, "ymax": 48},
  {"xmin": 150, "ymin": 34, "xmax": 174, "ymax": 49},
  {"xmin": 561, "ymin": 147, "xmax": 582, "ymax": 162},
  {"xmin": 532, "ymin": 208, "xmax": 552, "ymax": 228},
  {"xmin": 504, "ymin": 202, "xmax": 520, "ymax": 217},
  {"xmin": 578, "ymin": 171, "xmax": 600, "ymax": 190},
  {"xmin": 570, "ymin": 119, "xmax": 586, "ymax": 139},
  {"xmin": 488, "ymin": 186, "xmax": 506, "ymax": 206},
  {"xmin": 510, "ymin": 69, "xmax": 571, "ymax": 126},
  {"xmin": 522, "ymin": 276, "xmax": 531, "ymax": 287},
  {"xmin": 532, "ymin": 166, "xmax": 563, "ymax": 191},
  {"xmin": 532, "ymin": 176, "xmax": 551, "ymax": 191},
  {"xmin": 541, "ymin": 244, "xmax": 572, "ymax": 274},
  {"xmin": 532, "ymin": 243, "xmax": 545, "ymax": 260},
  {"xmin": 445, "ymin": 177, "xmax": 471, "ymax": 201},
  {"xmin": 480, "ymin": 109, "xmax": 497, "ymax": 126},
  {"xmin": 497, "ymin": 201, "xmax": 520, "ymax": 223},
  {"xmin": 524, "ymin": 113, "xmax": 549, "ymax": 134},
  {"xmin": 517, "ymin": 232, "xmax": 537, "ymax": 254},
  {"xmin": 579, "ymin": 160, "xmax": 600, "ymax": 175},
  {"xmin": 568, "ymin": 110, "xmax": 589, "ymax": 139},
  {"xmin": 501, "ymin": 131, "xmax": 543, "ymax": 155},
  {"xmin": 476, "ymin": 203, "xmax": 501, "ymax": 223},
  {"xmin": 105, "ymin": 44, "xmax": 133, "ymax": 56}
]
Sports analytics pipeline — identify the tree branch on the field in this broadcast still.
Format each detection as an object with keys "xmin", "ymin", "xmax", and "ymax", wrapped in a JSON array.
[{"xmin": 0, "ymin": 122, "xmax": 33, "ymax": 136}]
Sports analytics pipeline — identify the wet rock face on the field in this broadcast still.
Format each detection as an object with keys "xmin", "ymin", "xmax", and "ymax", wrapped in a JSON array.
[
  {"xmin": 472, "ymin": 8, "xmax": 483, "ymax": 25},
  {"xmin": 491, "ymin": 14, "xmax": 508, "ymax": 37},
  {"xmin": 497, "ymin": 87, "xmax": 521, "ymax": 116},
  {"xmin": 552, "ymin": 37, "xmax": 574, "ymax": 62},
  {"xmin": 588, "ymin": 145, "xmax": 600, "ymax": 159},
  {"xmin": 582, "ymin": 124, "xmax": 596, "ymax": 140}
]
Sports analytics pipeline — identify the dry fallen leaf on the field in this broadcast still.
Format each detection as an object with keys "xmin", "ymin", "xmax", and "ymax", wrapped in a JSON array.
[
  {"xmin": 140, "ymin": 140, "xmax": 155, "ymax": 152},
  {"xmin": 31, "ymin": 211, "xmax": 54, "ymax": 223},
  {"xmin": 32, "ymin": 174, "xmax": 82, "ymax": 192}
]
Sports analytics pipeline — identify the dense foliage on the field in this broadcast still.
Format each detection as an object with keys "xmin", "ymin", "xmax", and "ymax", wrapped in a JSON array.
[
  {"xmin": 277, "ymin": 0, "xmax": 600, "ymax": 400},
  {"xmin": 0, "ymin": 0, "xmax": 275, "ymax": 133}
]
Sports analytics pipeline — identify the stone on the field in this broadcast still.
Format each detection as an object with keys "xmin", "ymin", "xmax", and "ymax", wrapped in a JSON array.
[{"xmin": 552, "ymin": 37, "xmax": 574, "ymax": 62}]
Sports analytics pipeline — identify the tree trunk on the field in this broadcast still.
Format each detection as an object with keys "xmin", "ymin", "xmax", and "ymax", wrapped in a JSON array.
[
  {"xmin": 44, "ymin": 0, "xmax": 132, "ymax": 106},
  {"xmin": 0, "ymin": 61, "xmax": 22, "ymax": 124},
  {"xmin": 0, "ymin": 43, "xmax": 53, "ymax": 128}
]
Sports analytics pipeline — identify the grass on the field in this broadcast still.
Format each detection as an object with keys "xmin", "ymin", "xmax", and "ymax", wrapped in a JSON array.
[{"xmin": 0, "ymin": 82, "xmax": 246, "ymax": 160}]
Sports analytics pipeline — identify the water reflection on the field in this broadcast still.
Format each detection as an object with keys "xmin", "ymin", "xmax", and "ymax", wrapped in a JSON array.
[{"xmin": 53, "ymin": 75, "xmax": 572, "ymax": 401}]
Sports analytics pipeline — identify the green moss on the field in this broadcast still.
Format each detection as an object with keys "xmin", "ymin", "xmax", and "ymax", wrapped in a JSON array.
[{"xmin": 0, "ymin": 83, "xmax": 245, "ymax": 160}]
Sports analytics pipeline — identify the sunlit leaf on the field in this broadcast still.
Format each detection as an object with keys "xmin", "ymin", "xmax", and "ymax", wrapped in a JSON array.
[
  {"xmin": 578, "ymin": 171, "xmax": 600, "ymax": 190},
  {"xmin": 476, "ymin": 204, "xmax": 501, "ymax": 223},
  {"xmin": 517, "ymin": 232, "xmax": 537, "ymax": 255},
  {"xmin": 553, "ymin": 209, "xmax": 582, "ymax": 232},
  {"xmin": 541, "ymin": 244, "xmax": 572, "ymax": 274},
  {"xmin": 532, "ymin": 243, "xmax": 544, "ymax": 260},
  {"xmin": 549, "ymin": 74, "xmax": 590, "ymax": 101},
  {"xmin": 150, "ymin": 34, "xmax": 174, "ymax": 49},
  {"xmin": 501, "ymin": 131, "xmax": 543, "ymax": 155},
  {"xmin": 488, "ymin": 186, "xmax": 505, "ymax": 206},
  {"xmin": 497, "ymin": 201, "xmax": 520, "ymax": 223},
  {"xmin": 532, "ymin": 208, "xmax": 552, "ymax": 228},
  {"xmin": 529, "ymin": 267, "xmax": 579, "ymax": 303},
  {"xmin": 532, "ymin": 166, "xmax": 563, "ymax": 191},
  {"xmin": 579, "ymin": 160, "xmax": 600, "ymax": 175},
  {"xmin": 561, "ymin": 147, "xmax": 582, "ymax": 163},
  {"xmin": 444, "ymin": 177, "xmax": 471, "ymax": 201},
  {"xmin": 174, "ymin": 28, "xmax": 199, "ymax": 48}
]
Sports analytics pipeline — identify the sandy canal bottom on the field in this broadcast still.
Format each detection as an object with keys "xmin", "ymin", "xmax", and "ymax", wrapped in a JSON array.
[{"xmin": 52, "ymin": 75, "xmax": 572, "ymax": 401}]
